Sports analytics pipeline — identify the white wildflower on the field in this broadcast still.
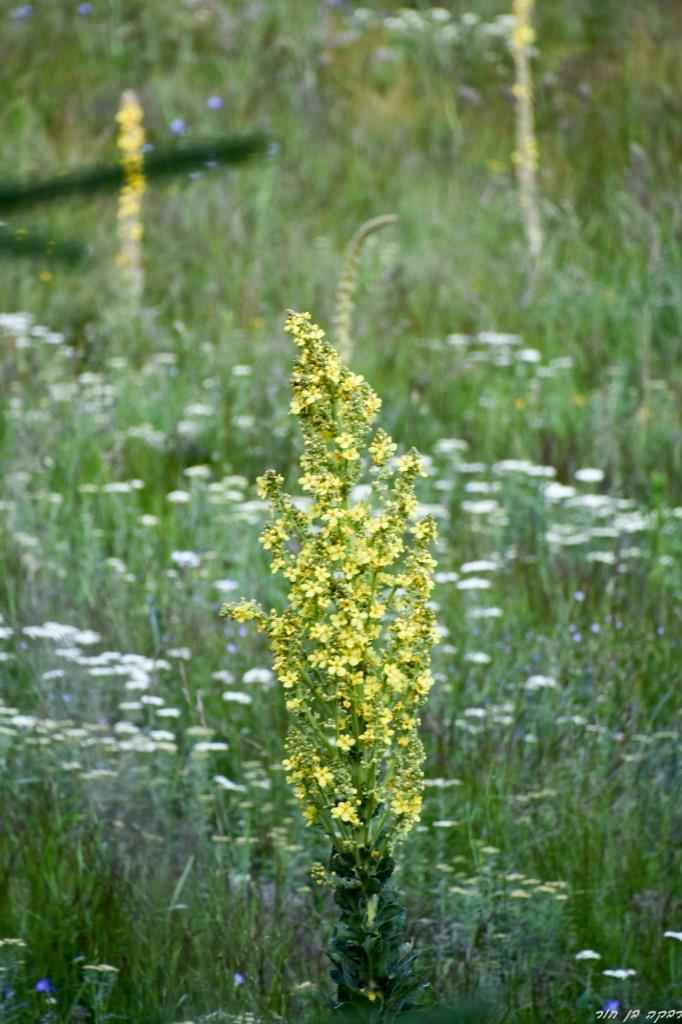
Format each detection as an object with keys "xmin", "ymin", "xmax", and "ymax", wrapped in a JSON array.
[
  {"xmin": 167, "ymin": 490, "xmax": 191, "ymax": 504},
  {"xmin": 575, "ymin": 467, "xmax": 605, "ymax": 484},
  {"xmin": 222, "ymin": 691, "xmax": 253, "ymax": 705}
]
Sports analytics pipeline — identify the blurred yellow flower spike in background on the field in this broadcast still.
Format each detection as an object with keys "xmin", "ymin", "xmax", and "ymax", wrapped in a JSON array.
[{"xmin": 510, "ymin": 0, "xmax": 543, "ymax": 271}]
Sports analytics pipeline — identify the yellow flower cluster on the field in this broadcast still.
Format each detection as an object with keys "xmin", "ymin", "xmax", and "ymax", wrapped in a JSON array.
[
  {"xmin": 222, "ymin": 311, "xmax": 438, "ymax": 857},
  {"xmin": 115, "ymin": 89, "xmax": 146, "ymax": 296}
]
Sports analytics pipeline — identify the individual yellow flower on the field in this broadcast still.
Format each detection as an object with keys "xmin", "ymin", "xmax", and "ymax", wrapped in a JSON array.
[
  {"xmin": 368, "ymin": 429, "xmax": 397, "ymax": 467},
  {"xmin": 331, "ymin": 801, "xmax": 361, "ymax": 826},
  {"xmin": 315, "ymin": 766, "xmax": 334, "ymax": 788},
  {"xmin": 302, "ymin": 805, "xmax": 318, "ymax": 825},
  {"xmin": 336, "ymin": 734, "xmax": 356, "ymax": 753}
]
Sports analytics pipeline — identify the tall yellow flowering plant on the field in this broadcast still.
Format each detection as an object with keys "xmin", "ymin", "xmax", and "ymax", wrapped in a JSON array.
[
  {"xmin": 115, "ymin": 89, "xmax": 146, "ymax": 299},
  {"xmin": 222, "ymin": 311, "xmax": 438, "ymax": 1016},
  {"xmin": 510, "ymin": 0, "xmax": 543, "ymax": 268}
]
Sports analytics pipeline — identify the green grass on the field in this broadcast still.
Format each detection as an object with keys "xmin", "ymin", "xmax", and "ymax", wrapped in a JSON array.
[{"xmin": 0, "ymin": 1, "xmax": 681, "ymax": 1022}]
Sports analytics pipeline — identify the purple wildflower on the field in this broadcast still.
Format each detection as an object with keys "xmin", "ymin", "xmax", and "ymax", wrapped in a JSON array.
[
  {"xmin": 11, "ymin": 5, "xmax": 33, "ymax": 17},
  {"xmin": 76, "ymin": 2, "xmax": 93, "ymax": 12},
  {"xmin": 169, "ymin": 118, "xmax": 187, "ymax": 135},
  {"xmin": 206, "ymin": 96, "xmax": 223, "ymax": 110},
  {"xmin": 233, "ymin": 972, "xmax": 245, "ymax": 986},
  {"xmin": 35, "ymin": 978, "xmax": 56, "ymax": 994}
]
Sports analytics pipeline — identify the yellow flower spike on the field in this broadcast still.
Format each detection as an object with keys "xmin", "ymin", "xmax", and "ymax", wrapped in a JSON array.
[
  {"xmin": 115, "ymin": 89, "xmax": 146, "ymax": 300},
  {"xmin": 222, "ymin": 311, "xmax": 438, "ymax": 865},
  {"xmin": 510, "ymin": 0, "xmax": 542, "ymax": 268}
]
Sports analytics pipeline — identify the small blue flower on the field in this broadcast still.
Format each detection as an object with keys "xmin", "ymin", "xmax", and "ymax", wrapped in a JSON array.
[
  {"xmin": 11, "ymin": 5, "xmax": 33, "ymax": 17},
  {"xmin": 233, "ymin": 972, "xmax": 245, "ymax": 986},
  {"xmin": 35, "ymin": 978, "xmax": 56, "ymax": 994},
  {"xmin": 76, "ymin": 2, "xmax": 93, "ymax": 12},
  {"xmin": 603, "ymin": 999, "xmax": 620, "ymax": 1013},
  {"xmin": 206, "ymin": 96, "xmax": 223, "ymax": 110},
  {"xmin": 169, "ymin": 118, "xmax": 187, "ymax": 135},
  {"xmin": 590, "ymin": 623, "xmax": 601, "ymax": 634},
  {"xmin": 573, "ymin": 590, "xmax": 585, "ymax": 602}
]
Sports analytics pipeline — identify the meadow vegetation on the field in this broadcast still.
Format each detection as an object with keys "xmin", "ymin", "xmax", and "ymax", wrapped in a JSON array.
[{"xmin": 0, "ymin": 2, "xmax": 680, "ymax": 1022}]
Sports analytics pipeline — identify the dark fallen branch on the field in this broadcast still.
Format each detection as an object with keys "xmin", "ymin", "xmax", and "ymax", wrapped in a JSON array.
[{"xmin": 0, "ymin": 134, "xmax": 270, "ymax": 212}]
